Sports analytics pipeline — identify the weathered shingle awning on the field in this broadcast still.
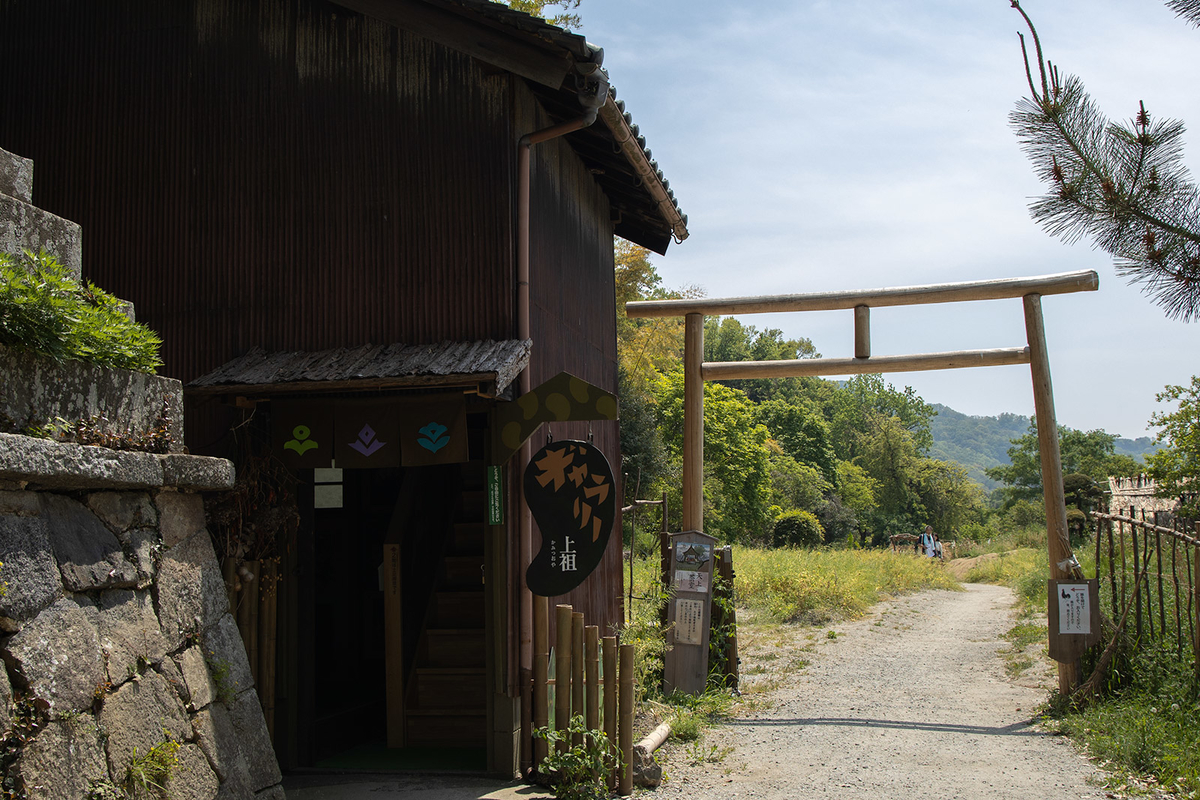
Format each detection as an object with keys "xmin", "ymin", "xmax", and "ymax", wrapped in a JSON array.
[{"xmin": 186, "ymin": 340, "xmax": 531, "ymax": 399}]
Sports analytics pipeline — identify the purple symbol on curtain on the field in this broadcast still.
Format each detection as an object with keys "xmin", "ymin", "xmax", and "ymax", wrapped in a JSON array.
[{"xmin": 349, "ymin": 423, "xmax": 386, "ymax": 456}]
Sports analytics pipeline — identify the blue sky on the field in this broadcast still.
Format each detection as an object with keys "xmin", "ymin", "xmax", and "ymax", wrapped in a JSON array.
[{"xmin": 579, "ymin": 0, "xmax": 1200, "ymax": 440}]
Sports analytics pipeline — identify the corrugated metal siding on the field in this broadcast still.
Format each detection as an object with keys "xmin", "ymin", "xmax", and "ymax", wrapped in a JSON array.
[
  {"xmin": 518, "ymin": 85, "xmax": 625, "ymax": 638},
  {"xmin": 0, "ymin": 0, "xmax": 516, "ymax": 394}
]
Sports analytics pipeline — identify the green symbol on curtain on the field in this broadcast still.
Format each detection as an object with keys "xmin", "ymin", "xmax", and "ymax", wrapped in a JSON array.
[
  {"xmin": 284, "ymin": 425, "xmax": 319, "ymax": 455},
  {"xmin": 417, "ymin": 422, "xmax": 450, "ymax": 453}
]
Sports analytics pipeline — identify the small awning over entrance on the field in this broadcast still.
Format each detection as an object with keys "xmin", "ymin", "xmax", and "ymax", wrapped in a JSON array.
[{"xmin": 186, "ymin": 339, "xmax": 531, "ymax": 399}]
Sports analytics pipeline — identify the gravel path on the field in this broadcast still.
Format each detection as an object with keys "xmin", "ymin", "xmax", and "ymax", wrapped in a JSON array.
[{"xmin": 650, "ymin": 584, "xmax": 1106, "ymax": 800}]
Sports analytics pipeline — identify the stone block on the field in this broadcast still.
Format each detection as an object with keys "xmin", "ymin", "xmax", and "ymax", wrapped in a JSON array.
[
  {"xmin": 0, "ymin": 434, "xmax": 165, "ymax": 490},
  {"xmin": 12, "ymin": 717, "xmax": 109, "ymax": 800},
  {"xmin": 42, "ymin": 494, "xmax": 138, "ymax": 591},
  {"xmin": 157, "ymin": 530, "xmax": 228, "ymax": 649},
  {"xmin": 128, "ymin": 528, "xmax": 161, "ymax": 588},
  {"xmin": 200, "ymin": 614, "xmax": 253, "ymax": 701},
  {"xmin": 177, "ymin": 645, "xmax": 216, "ymax": 711},
  {"xmin": 218, "ymin": 769, "xmax": 258, "ymax": 800},
  {"xmin": 0, "ymin": 194, "xmax": 81, "ymax": 278},
  {"xmin": 156, "ymin": 491, "xmax": 208, "ymax": 548},
  {"xmin": 0, "ymin": 662, "xmax": 11, "ymax": 733},
  {"xmin": 0, "ymin": 146, "xmax": 33, "ymax": 203},
  {"xmin": 0, "ymin": 511, "xmax": 61, "ymax": 629},
  {"xmin": 88, "ymin": 491, "xmax": 158, "ymax": 534},
  {"xmin": 228, "ymin": 689, "xmax": 281, "ymax": 791},
  {"xmin": 0, "ymin": 489, "xmax": 39, "ymax": 516},
  {"xmin": 99, "ymin": 669, "xmax": 191, "ymax": 780},
  {"xmin": 192, "ymin": 703, "xmax": 248, "ymax": 784},
  {"xmin": 98, "ymin": 589, "xmax": 169, "ymax": 686},
  {"xmin": 254, "ymin": 787, "xmax": 285, "ymax": 800},
  {"xmin": 156, "ymin": 652, "xmax": 188, "ymax": 706},
  {"xmin": 0, "ymin": 344, "xmax": 185, "ymax": 452},
  {"xmin": 165, "ymin": 743, "xmax": 221, "ymax": 800},
  {"xmin": 3, "ymin": 595, "xmax": 104, "ymax": 714},
  {"xmin": 161, "ymin": 456, "xmax": 236, "ymax": 491}
]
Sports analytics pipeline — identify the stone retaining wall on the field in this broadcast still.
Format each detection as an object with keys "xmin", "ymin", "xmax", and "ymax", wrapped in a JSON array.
[{"xmin": 0, "ymin": 441, "xmax": 283, "ymax": 800}]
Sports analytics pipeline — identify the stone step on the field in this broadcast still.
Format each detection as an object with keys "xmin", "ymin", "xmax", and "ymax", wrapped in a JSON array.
[
  {"xmin": 409, "ymin": 667, "xmax": 486, "ymax": 710},
  {"xmin": 0, "ymin": 194, "xmax": 82, "ymax": 279},
  {"xmin": 0, "ymin": 146, "xmax": 33, "ymax": 203}
]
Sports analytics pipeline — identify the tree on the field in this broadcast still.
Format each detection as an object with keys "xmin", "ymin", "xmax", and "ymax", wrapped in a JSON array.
[
  {"xmin": 655, "ymin": 370, "xmax": 771, "ymax": 543},
  {"xmin": 1009, "ymin": 1, "xmax": 1200, "ymax": 320},
  {"xmin": 756, "ymin": 398, "xmax": 838, "ymax": 483},
  {"xmin": 614, "ymin": 238, "xmax": 699, "ymax": 393},
  {"xmin": 503, "ymin": 0, "xmax": 582, "ymax": 30},
  {"xmin": 986, "ymin": 417, "xmax": 1141, "ymax": 505},
  {"xmin": 1145, "ymin": 375, "xmax": 1200, "ymax": 515},
  {"xmin": 828, "ymin": 375, "xmax": 935, "ymax": 459},
  {"xmin": 771, "ymin": 509, "xmax": 825, "ymax": 549}
]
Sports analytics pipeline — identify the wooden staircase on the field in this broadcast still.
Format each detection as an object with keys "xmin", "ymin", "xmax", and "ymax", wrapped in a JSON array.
[{"xmin": 404, "ymin": 463, "xmax": 487, "ymax": 746}]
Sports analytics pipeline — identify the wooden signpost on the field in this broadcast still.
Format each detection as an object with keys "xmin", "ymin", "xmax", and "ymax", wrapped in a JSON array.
[{"xmin": 663, "ymin": 531, "xmax": 717, "ymax": 694}]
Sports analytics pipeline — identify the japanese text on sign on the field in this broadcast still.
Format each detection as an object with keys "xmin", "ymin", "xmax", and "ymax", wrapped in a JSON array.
[
  {"xmin": 673, "ymin": 570, "xmax": 710, "ymax": 594},
  {"xmin": 1057, "ymin": 583, "xmax": 1090, "ymax": 635},
  {"xmin": 676, "ymin": 598, "xmax": 705, "ymax": 645}
]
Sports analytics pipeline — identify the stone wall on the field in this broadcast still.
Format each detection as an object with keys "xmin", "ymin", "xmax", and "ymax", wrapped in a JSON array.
[
  {"xmin": 0, "ymin": 442, "xmax": 283, "ymax": 800},
  {"xmin": 1108, "ymin": 475, "xmax": 1179, "ymax": 521}
]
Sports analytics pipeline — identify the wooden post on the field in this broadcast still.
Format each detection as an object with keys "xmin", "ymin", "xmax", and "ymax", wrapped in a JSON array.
[
  {"xmin": 854, "ymin": 305, "xmax": 870, "ymax": 359},
  {"xmin": 240, "ymin": 560, "xmax": 260, "ymax": 680},
  {"xmin": 717, "ymin": 545, "xmax": 739, "ymax": 689},
  {"xmin": 533, "ymin": 595, "xmax": 549, "ymax": 769},
  {"xmin": 585, "ymin": 626, "xmax": 599, "ymax": 744},
  {"xmin": 683, "ymin": 312, "xmax": 704, "ymax": 532},
  {"xmin": 602, "ymin": 636, "xmax": 617, "ymax": 788},
  {"xmin": 571, "ymin": 612, "xmax": 585, "ymax": 746},
  {"xmin": 1022, "ymin": 293, "xmax": 1075, "ymax": 694},
  {"xmin": 555, "ymin": 604, "xmax": 572, "ymax": 751},
  {"xmin": 659, "ymin": 491, "xmax": 670, "ymax": 631},
  {"xmin": 618, "ymin": 643, "xmax": 635, "ymax": 797}
]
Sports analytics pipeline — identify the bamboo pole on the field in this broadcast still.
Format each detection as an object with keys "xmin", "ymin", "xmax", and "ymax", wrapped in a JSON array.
[
  {"xmin": 626, "ymin": 270, "xmax": 1099, "ymax": 318},
  {"xmin": 571, "ymin": 612, "xmax": 585, "ymax": 746},
  {"xmin": 533, "ymin": 595, "xmax": 549, "ymax": 769},
  {"xmin": 703, "ymin": 346, "xmax": 1031, "ymax": 381},
  {"xmin": 683, "ymin": 313, "xmax": 704, "ymax": 532},
  {"xmin": 659, "ymin": 491, "xmax": 670, "ymax": 631},
  {"xmin": 1173, "ymin": 534, "xmax": 1182, "ymax": 658},
  {"xmin": 1120, "ymin": 518, "xmax": 1128, "ymax": 614},
  {"xmin": 602, "ymin": 636, "xmax": 617, "ymax": 789},
  {"xmin": 1022, "ymin": 293, "xmax": 1074, "ymax": 695},
  {"xmin": 239, "ymin": 561, "xmax": 260, "ymax": 680},
  {"xmin": 1108, "ymin": 519, "xmax": 1118, "ymax": 619},
  {"xmin": 618, "ymin": 643, "xmax": 634, "ymax": 797},
  {"xmin": 585, "ymin": 626, "xmax": 599, "ymax": 745},
  {"xmin": 555, "ymin": 604, "xmax": 572, "ymax": 751},
  {"xmin": 258, "ymin": 559, "xmax": 277, "ymax": 739},
  {"xmin": 1133, "ymin": 517, "xmax": 1143, "ymax": 642}
]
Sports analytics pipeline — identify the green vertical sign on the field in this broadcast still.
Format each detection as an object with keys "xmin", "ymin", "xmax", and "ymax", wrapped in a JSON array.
[{"xmin": 487, "ymin": 466, "xmax": 504, "ymax": 525}]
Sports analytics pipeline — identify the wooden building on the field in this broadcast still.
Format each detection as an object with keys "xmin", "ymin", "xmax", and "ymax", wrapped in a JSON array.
[{"xmin": 0, "ymin": 0, "xmax": 687, "ymax": 776}]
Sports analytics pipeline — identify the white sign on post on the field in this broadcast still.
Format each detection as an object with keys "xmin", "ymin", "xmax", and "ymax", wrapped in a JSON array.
[
  {"xmin": 1057, "ymin": 583, "xmax": 1091, "ymax": 635},
  {"xmin": 675, "ymin": 599, "xmax": 706, "ymax": 645}
]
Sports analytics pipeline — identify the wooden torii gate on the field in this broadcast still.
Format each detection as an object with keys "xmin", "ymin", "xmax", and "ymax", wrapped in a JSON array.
[{"xmin": 626, "ymin": 270, "xmax": 1099, "ymax": 693}]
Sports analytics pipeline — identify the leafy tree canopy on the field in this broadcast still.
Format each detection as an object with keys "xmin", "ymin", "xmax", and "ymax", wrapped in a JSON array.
[
  {"xmin": 501, "ymin": 0, "xmax": 581, "ymax": 30},
  {"xmin": 1145, "ymin": 375, "xmax": 1200, "ymax": 516}
]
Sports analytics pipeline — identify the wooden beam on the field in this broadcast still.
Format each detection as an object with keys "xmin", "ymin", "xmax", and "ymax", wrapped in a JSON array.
[
  {"xmin": 332, "ymin": 0, "xmax": 573, "ymax": 89},
  {"xmin": 702, "ymin": 347, "xmax": 1031, "ymax": 381},
  {"xmin": 1023, "ymin": 293, "xmax": 1076, "ymax": 695},
  {"xmin": 626, "ymin": 270, "xmax": 1099, "ymax": 318},
  {"xmin": 683, "ymin": 313, "xmax": 704, "ymax": 533},
  {"xmin": 854, "ymin": 305, "xmax": 870, "ymax": 359}
]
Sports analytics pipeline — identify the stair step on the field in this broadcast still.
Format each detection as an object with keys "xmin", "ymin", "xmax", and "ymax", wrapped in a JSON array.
[
  {"xmin": 452, "ymin": 522, "xmax": 484, "ymax": 555},
  {"xmin": 410, "ymin": 667, "xmax": 486, "ymax": 709},
  {"xmin": 0, "ymin": 146, "xmax": 33, "ymax": 203},
  {"xmin": 404, "ymin": 709, "xmax": 487, "ymax": 746},
  {"xmin": 0, "ymin": 194, "xmax": 83, "ymax": 279},
  {"xmin": 443, "ymin": 555, "xmax": 484, "ymax": 588},
  {"xmin": 424, "ymin": 629, "xmax": 485, "ymax": 668},
  {"xmin": 431, "ymin": 590, "xmax": 484, "ymax": 628}
]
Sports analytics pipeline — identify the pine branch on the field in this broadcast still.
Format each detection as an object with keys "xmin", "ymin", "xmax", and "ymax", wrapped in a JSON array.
[
  {"xmin": 1167, "ymin": 0, "xmax": 1200, "ymax": 28},
  {"xmin": 1009, "ymin": 1, "xmax": 1200, "ymax": 321}
]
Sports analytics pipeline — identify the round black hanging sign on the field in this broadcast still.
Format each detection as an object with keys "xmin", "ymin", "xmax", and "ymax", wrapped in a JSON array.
[{"xmin": 524, "ymin": 440, "xmax": 616, "ymax": 597}]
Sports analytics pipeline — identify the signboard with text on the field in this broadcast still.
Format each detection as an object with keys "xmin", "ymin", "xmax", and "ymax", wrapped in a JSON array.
[
  {"xmin": 1047, "ymin": 578, "xmax": 1101, "ymax": 663},
  {"xmin": 664, "ymin": 530, "xmax": 717, "ymax": 695}
]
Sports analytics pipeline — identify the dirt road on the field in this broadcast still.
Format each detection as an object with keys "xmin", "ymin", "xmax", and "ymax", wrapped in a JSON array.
[{"xmin": 651, "ymin": 584, "xmax": 1106, "ymax": 800}]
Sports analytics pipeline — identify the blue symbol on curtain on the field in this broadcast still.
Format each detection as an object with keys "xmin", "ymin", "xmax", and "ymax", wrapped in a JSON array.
[
  {"xmin": 349, "ymin": 423, "xmax": 386, "ymax": 456},
  {"xmin": 417, "ymin": 422, "xmax": 450, "ymax": 453}
]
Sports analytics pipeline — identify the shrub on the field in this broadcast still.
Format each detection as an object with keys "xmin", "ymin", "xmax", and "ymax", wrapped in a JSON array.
[
  {"xmin": 0, "ymin": 250, "xmax": 162, "ymax": 372},
  {"xmin": 772, "ymin": 509, "xmax": 825, "ymax": 548}
]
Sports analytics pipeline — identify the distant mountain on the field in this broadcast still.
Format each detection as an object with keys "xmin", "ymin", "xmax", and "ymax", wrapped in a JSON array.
[{"xmin": 928, "ymin": 404, "xmax": 1158, "ymax": 490}]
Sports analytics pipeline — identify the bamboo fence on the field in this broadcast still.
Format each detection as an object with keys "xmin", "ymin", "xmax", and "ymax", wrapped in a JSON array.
[
  {"xmin": 533, "ymin": 597, "xmax": 636, "ymax": 795},
  {"xmin": 223, "ymin": 556, "xmax": 280, "ymax": 738},
  {"xmin": 1090, "ymin": 510, "xmax": 1200, "ymax": 682}
]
